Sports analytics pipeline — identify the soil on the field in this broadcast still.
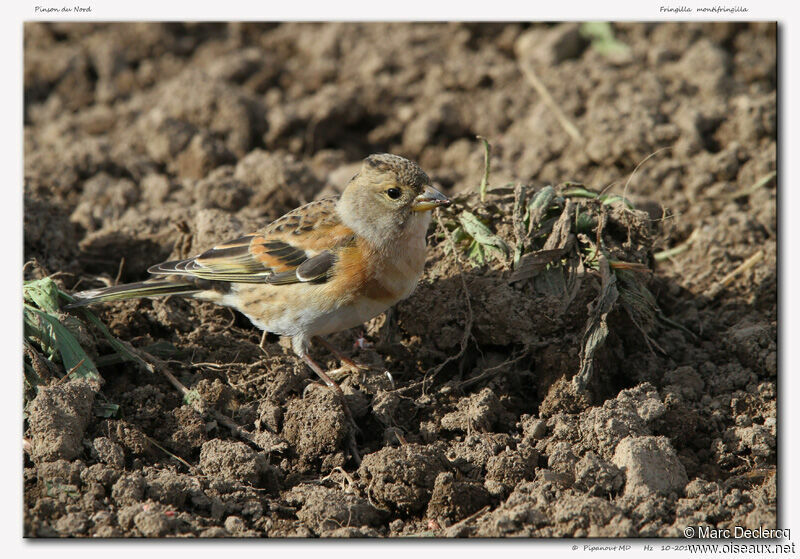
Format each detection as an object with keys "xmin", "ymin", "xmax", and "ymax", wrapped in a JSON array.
[{"xmin": 23, "ymin": 22, "xmax": 776, "ymax": 538}]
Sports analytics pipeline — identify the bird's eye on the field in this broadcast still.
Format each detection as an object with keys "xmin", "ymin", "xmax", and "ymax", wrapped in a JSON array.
[{"xmin": 386, "ymin": 187, "xmax": 401, "ymax": 199}]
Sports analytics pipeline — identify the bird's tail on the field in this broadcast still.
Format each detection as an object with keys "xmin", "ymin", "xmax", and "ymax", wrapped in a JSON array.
[{"xmin": 65, "ymin": 280, "xmax": 200, "ymax": 309}]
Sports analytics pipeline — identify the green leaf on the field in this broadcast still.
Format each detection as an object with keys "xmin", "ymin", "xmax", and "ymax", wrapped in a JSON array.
[
  {"xmin": 24, "ymin": 305, "xmax": 101, "ymax": 382},
  {"xmin": 580, "ymin": 22, "xmax": 630, "ymax": 58},
  {"xmin": 526, "ymin": 185, "xmax": 557, "ymax": 230},
  {"xmin": 60, "ymin": 290, "xmax": 154, "ymax": 374},
  {"xmin": 458, "ymin": 211, "xmax": 509, "ymax": 259},
  {"xmin": 95, "ymin": 402, "xmax": 120, "ymax": 418},
  {"xmin": 183, "ymin": 389, "xmax": 202, "ymax": 405},
  {"xmin": 598, "ymin": 193, "xmax": 636, "ymax": 209},
  {"xmin": 561, "ymin": 186, "xmax": 598, "ymax": 200},
  {"xmin": 23, "ymin": 277, "xmax": 62, "ymax": 314},
  {"xmin": 451, "ymin": 226, "xmax": 468, "ymax": 244},
  {"xmin": 465, "ymin": 239, "xmax": 486, "ymax": 266},
  {"xmin": 528, "ymin": 185, "xmax": 556, "ymax": 212},
  {"xmin": 575, "ymin": 211, "xmax": 597, "ymax": 234},
  {"xmin": 24, "ymin": 306, "xmax": 57, "ymax": 359}
]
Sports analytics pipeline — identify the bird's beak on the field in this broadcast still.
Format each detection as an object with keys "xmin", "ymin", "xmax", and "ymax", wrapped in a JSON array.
[{"xmin": 412, "ymin": 185, "xmax": 451, "ymax": 212}]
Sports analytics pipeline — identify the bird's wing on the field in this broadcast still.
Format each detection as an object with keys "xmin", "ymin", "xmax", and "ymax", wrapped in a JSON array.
[{"xmin": 148, "ymin": 197, "xmax": 354, "ymax": 285}]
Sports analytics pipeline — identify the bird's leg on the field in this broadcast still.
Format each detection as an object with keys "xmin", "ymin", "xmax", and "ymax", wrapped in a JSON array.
[
  {"xmin": 259, "ymin": 330, "xmax": 270, "ymax": 356},
  {"xmin": 300, "ymin": 352, "xmax": 361, "ymax": 464},
  {"xmin": 293, "ymin": 335, "xmax": 354, "ymax": 394},
  {"xmin": 312, "ymin": 336, "xmax": 369, "ymax": 376},
  {"xmin": 301, "ymin": 353, "xmax": 345, "ymax": 391}
]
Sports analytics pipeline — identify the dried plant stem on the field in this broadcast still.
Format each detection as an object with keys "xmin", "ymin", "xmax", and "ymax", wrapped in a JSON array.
[
  {"xmin": 727, "ymin": 171, "xmax": 776, "ymax": 200},
  {"xmin": 456, "ymin": 350, "xmax": 527, "ymax": 390},
  {"xmin": 705, "ymin": 250, "xmax": 764, "ymax": 299},
  {"xmin": 121, "ymin": 341, "xmax": 265, "ymax": 450},
  {"xmin": 443, "ymin": 505, "xmax": 492, "ymax": 537},
  {"xmin": 114, "ymin": 257, "xmax": 125, "ymax": 286},
  {"xmin": 476, "ymin": 135, "xmax": 491, "ymax": 202},
  {"xmin": 145, "ymin": 434, "xmax": 197, "ymax": 473},
  {"xmin": 654, "ymin": 229, "xmax": 700, "ymax": 262},
  {"xmin": 520, "ymin": 62, "xmax": 583, "ymax": 144}
]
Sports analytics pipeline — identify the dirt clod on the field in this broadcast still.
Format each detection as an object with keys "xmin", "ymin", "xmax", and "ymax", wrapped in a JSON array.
[
  {"xmin": 281, "ymin": 388, "xmax": 351, "ymax": 472},
  {"xmin": 358, "ymin": 444, "xmax": 450, "ymax": 515},
  {"xmin": 426, "ymin": 471, "xmax": 492, "ymax": 522},
  {"xmin": 134, "ymin": 506, "xmax": 172, "ymax": 537},
  {"xmin": 91, "ymin": 437, "xmax": 125, "ymax": 469},
  {"xmin": 288, "ymin": 484, "xmax": 385, "ymax": 534},
  {"xmin": 573, "ymin": 451, "xmax": 624, "ymax": 498},
  {"xmin": 612, "ymin": 435, "xmax": 689, "ymax": 498},
  {"xmin": 440, "ymin": 387, "xmax": 509, "ymax": 433},
  {"xmin": 27, "ymin": 379, "xmax": 96, "ymax": 463},
  {"xmin": 111, "ymin": 472, "xmax": 147, "ymax": 507},
  {"xmin": 199, "ymin": 439, "xmax": 269, "ymax": 487}
]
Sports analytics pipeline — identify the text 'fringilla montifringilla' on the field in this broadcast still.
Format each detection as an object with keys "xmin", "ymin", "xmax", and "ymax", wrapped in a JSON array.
[{"xmin": 69, "ymin": 153, "xmax": 450, "ymax": 389}]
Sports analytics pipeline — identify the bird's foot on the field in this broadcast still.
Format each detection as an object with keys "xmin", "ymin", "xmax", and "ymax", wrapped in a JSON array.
[
  {"xmin": 327, "ymin": 365, "xmax": 367, "ymax": 384},
  {"xmin": 313, "ymin": 336, "xmax": 369, "ymax": 375},
  {"xmin": 352, "ymin": 330, "xmax": 372, "ymax": 351}
]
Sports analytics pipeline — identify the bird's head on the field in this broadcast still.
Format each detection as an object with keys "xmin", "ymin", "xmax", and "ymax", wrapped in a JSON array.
[{"xmin": 337, "ymin": 154, "xmax": 450, "ymax": 247}]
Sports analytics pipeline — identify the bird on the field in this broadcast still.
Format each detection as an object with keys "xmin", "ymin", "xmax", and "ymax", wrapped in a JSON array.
[{"xmin": 67, "ymin": 153, "xmax": 450, "ymax": 391}]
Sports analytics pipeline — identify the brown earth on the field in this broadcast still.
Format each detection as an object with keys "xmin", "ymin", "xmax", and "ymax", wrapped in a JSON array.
[{"xmin": 23, "ymin": 22, "xmax": 776, "ymax": 538}]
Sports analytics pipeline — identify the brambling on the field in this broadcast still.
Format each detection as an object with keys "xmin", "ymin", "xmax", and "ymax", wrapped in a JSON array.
[{"xmin": 69, "ymin": 153, "xmax": 450, "ymax": 390}]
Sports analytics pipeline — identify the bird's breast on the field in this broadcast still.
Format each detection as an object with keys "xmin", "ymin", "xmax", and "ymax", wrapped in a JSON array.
[
  {"xmin": 365, "ymin": 246, "xmax": 425, "ymax": 302},
  {"xmin": 364, "ymin": 213, "xmax": 430, "ymax": 304},
  {"xmin": 308, "ymin": 240, "xmax": 425, "ymax": 336},
  {"xmin": 248, "ymin": 211, "xmax": 433, "ymax": 338}
]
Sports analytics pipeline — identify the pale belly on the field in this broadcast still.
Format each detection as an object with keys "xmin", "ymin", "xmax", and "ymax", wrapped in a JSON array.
[
  {"xmin": 226, "ymin": 284, "xmax": 402, "ymax": 338},
  {"xmin": 222, "ymin": 256, "xmax": 423, "ymax": 339},
  {"xmin": 219, "ymin": 211, "xmax": 430, "ymax": 340},
  {"xmin": 299, "ymin": 296, "xmax": 396, "ymax": 337}
]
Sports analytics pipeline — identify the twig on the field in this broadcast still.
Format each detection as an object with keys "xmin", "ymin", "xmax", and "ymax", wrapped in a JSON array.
[
  {"xmin": 121, "ymin": 342, "xmax": 266, "ymax": 450},
  {"xmin": 226, "ymin": 371, "xmax": 270, "ymax": 391},
  {"xmin": 114, "ymin": 257, "xmax": 125, "ymax": 286},
  {"xmin": 621, "ymin": 147, "xmax": 671, "ymax": 205},
  {"xmin": 145, "ymin": 434, "xmax": 197, "ymax": 473},
  {"xmin": 456, "ymin": 350, "xmax": 528, "ymax": 390},
  {"xmin": 188, "ymin": 361, "xmax": 237, "ymax": 371},
  {"xmin": 519, "ymin": 62, "xmax": 583, "ymax": 144},
  {"xmin": 23, "ymin": 258, "xmax": 49, "ymax": 279},
  {"xmin": 225, "ymin": 307, "xmax": 237, "ymax": 329},
  {"xmin": 705, "ymin": 250, "xmax": 764, "ymax": 299},
  {"xmin": 452, "ymin": 504, "xmax": 490, "ymax": 527},
  {"xmin": 60, "ymin": 359, "xmax": 86, "ymax": 383},
  {"xmin": 321, "ymin": 466, "xmax": 358, "ymax": 493}
]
